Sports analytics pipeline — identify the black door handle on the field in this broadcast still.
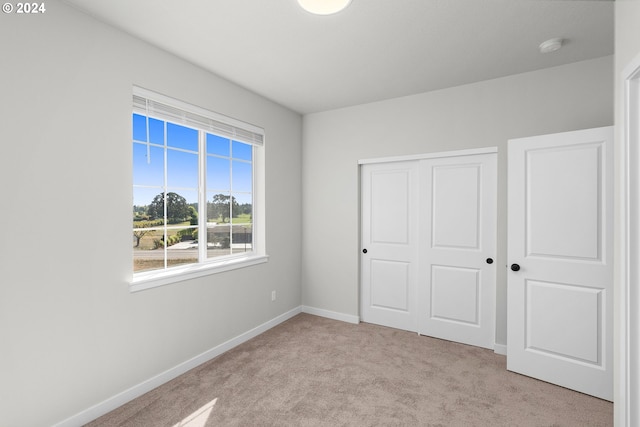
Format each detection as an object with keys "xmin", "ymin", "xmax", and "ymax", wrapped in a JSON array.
[
  {"xmin": 511, "ymin": 263, "xmax": 520, "ymax": 271},
  {"xmin": 362, "ymin": 249, "xmax": 367, "ymax": 254},
  {"xmin": 486, "ymin": 258, "xmax": 493, "ymax": 264}
]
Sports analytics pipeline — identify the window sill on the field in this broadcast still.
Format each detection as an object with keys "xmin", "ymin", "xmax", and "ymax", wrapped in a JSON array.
[{"xmin": 130, "ymin": 254, "xmax": 269, "ymax": 292}]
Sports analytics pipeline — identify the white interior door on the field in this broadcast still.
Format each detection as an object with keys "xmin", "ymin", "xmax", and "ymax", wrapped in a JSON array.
[
  {"xmin": 507, "ymin": 127, "xmax": 613, "ymax": 401},
  {"xmin": 361, "ymin": 161, "xmax": 419, "ymax": 332},
  {"xmin": 418, "ymin": 153, "xmax": 497, "ymax": 349}
]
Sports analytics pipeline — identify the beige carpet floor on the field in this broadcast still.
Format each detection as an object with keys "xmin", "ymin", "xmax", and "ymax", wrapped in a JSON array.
[{"xmin": 86, "ymin": 313, "xmax": 612, "ymax": 426}]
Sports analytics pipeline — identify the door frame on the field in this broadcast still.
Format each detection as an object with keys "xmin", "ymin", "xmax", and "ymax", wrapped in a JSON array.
[
  {"xmin": 619, "ymin": 51, "xmax": 640, "ymax": 427},
  {"xmin": 358, "ymin": 147, "xmax": 497, "ymax": 167},
  {"xmin": 358, "ymin": 146, "xmax": 498, "ymax": 336}
]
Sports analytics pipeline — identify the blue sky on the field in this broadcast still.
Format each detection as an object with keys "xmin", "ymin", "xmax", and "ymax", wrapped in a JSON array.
[{"xmin": 133, "ymin": 114, "xmax": 252, "ymax": 209}]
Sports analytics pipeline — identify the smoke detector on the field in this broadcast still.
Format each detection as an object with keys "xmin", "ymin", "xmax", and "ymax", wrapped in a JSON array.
[{"xmin": 539, "ymin": 38, "xmax": 564, "ymax": 54}]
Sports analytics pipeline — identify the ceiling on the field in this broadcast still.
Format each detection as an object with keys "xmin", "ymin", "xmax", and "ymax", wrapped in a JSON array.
[{"xmin": 61, "ymin": 0, "xmax": 614, "ymax": 114}]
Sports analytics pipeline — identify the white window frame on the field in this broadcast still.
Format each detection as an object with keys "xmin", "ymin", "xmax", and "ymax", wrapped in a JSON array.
[{"xmin": 131, "ymin": 86, "xmax": 267, "ymax": 292}]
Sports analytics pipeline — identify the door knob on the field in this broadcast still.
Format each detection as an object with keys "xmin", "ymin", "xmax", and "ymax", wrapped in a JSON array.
[
  {"xmin": 486, "ymin": 258, "xmax": 494, "ymax": 264},
  {"xmin": 510, "ymin": 263, "xmax": 520, "ymax": 271},
  {"xmin": 362, "ymin": 249, "xmax": 368, "ymax": 254}
]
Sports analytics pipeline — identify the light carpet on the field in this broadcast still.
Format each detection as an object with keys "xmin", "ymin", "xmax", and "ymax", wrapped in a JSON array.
[{"xmin": 86, "ymin": 313, "xmax": 612, "ymax": 426}]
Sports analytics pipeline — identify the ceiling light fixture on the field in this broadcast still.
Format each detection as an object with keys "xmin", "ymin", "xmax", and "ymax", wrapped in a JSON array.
[
  {"xmin": 297, "ymin": 0, "xmax": 352, "ymax": 15},
  {"xmin": 539, "ymin": 38, "xmax": 564, "ymax": 54}
]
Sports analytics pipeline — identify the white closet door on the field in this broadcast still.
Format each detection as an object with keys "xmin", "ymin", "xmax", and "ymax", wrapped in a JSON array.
[
  {"xmin": 361, "ymin": 161, "xmax": 419, "ymax": 332},
  {"xmin": 417, "ymin": 153, "xmax": 497, "ymax": 349},
  {"xmin": 360, "ymin": 149, "xmax": 497, "ymax": 348},
  {"xmin": 507, "ymin": 127, "xmax": 613, "ymax": 401}
]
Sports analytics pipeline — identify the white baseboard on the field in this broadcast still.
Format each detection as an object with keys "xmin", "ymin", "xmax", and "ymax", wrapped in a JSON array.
[
  {"xmin": 494, "ymin": 343, "xmax": 507, "ymax": 355},
  {"xmin": 301, "ymin": 305, "xmax": 360, "ymax": 324},
  {"xmin": 53, "ymin": 306, "xmax": 302, "ymax": 427}
]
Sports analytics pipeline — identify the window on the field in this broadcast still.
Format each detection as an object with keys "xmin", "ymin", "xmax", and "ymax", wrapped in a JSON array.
[{"xmin": 132, "ymin": 87, "xmax": 266, "ymax": 290}]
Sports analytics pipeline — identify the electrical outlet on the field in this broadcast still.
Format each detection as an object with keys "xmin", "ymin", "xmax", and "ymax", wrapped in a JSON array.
[{"xmin": 271, "ymin": 290, "xmax": 276, "ymax": 301}]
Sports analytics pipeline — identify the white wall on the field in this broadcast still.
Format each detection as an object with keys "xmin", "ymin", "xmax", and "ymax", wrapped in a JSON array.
[
  {"xmin": 302, "ymin": 56, "xmax": 613, "ymax": 346},
  {"xmin": 0, "ymin": 1, "xmax": 302, "ymax": 426},
  {"xmin": 614, "ymin": 1, "xmax": 640, "ymax": 425}
]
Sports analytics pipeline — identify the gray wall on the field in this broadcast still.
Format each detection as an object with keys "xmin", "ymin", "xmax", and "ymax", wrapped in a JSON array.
[
  {"xmin": 0, "ymin": 1, "xmax": 302, "ymax": 425},
  {"xmin": 301, "ymin": 56, "xmax": 613, "ymax": 347}
]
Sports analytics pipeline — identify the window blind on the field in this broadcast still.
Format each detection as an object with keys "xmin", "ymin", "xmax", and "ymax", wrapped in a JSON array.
[{"xmin": 133, "ymin": 87, "xmax": 264, "ymax": 146}]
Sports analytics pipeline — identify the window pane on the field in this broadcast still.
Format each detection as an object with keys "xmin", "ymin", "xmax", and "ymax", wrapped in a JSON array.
[
  {"xmin": 162, "ymin": 190, "xmax": 196, "ymax": 224},
  {"xmin": 232, "ymin": 140, "xmax": 252, "ymax": 161},
  {"xmin": 132, "ymin": 226, "xmax": 163, "ymax": 249},
  {"xmin": 133, "ymin": 187, "xmax": 165, "ymax": 225},
  {"xmin": 133, "ymin": 144, "xmax": 164, "ymax": 187},
  {"xmin": 207, "ymin": 192, "xmax": 231, "ymax": 223},
  {"xmin": 231, "ymin": 192, "xmax": 252, "ymax": 254},
  {"xmin": 207, "ymin": 223, "xmax": 231, "ymax": 259},
  {"xmin": 166, "ymin": 223, "xmax": 198, "ymax": 268},
  {"xmin": 207, "ymin": 156, "xmax": 230, "ymax": 192},
  {"xmin": 232, "ymin": 193, "xmax": 252, "ymax": 222},
  {"xmin": 147, "ymin": 191, "xmax": 171, "ymax": 224},
  {"xmin": 167, "ymin": 122, "xmax": 198, "ymax": 151},
  {"xmin": 187, "ymin": 200, "xmax": 199, "ymax": 226},
  {"xmin": 167, "ymin": 189, "xmax": 197, "ymax": 225},
  {"xmin": 207, "ymin": 133, "xmax": 230, "ymax": 156},
  {"xmin": 167, "ymin": 149, "xmax": 198, "ymax": 189},
  {"xmin": 148, "ymin": 117, "xmax": 164, "ymax": 144},
  {"xmin": 232, "ymin": 224, "xmax": 252, "ymax": 254},
  {"xmin": 232, "ymin": 160, "xmax": 252, "ymax": 193},
  {"xmin": 133, "ymin": 114, "xmax": 147, "ymax": 142},
  {"xmin": 166, "ymin": 252, "xmax": 198, "ymax": 268},
  {"xmin": 173, "ymin": 224, "xmax": 198, "ymax": 244},
  {"xmin": 133, "ymin": 226, "xmax": 165, "ymax": 273}
]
